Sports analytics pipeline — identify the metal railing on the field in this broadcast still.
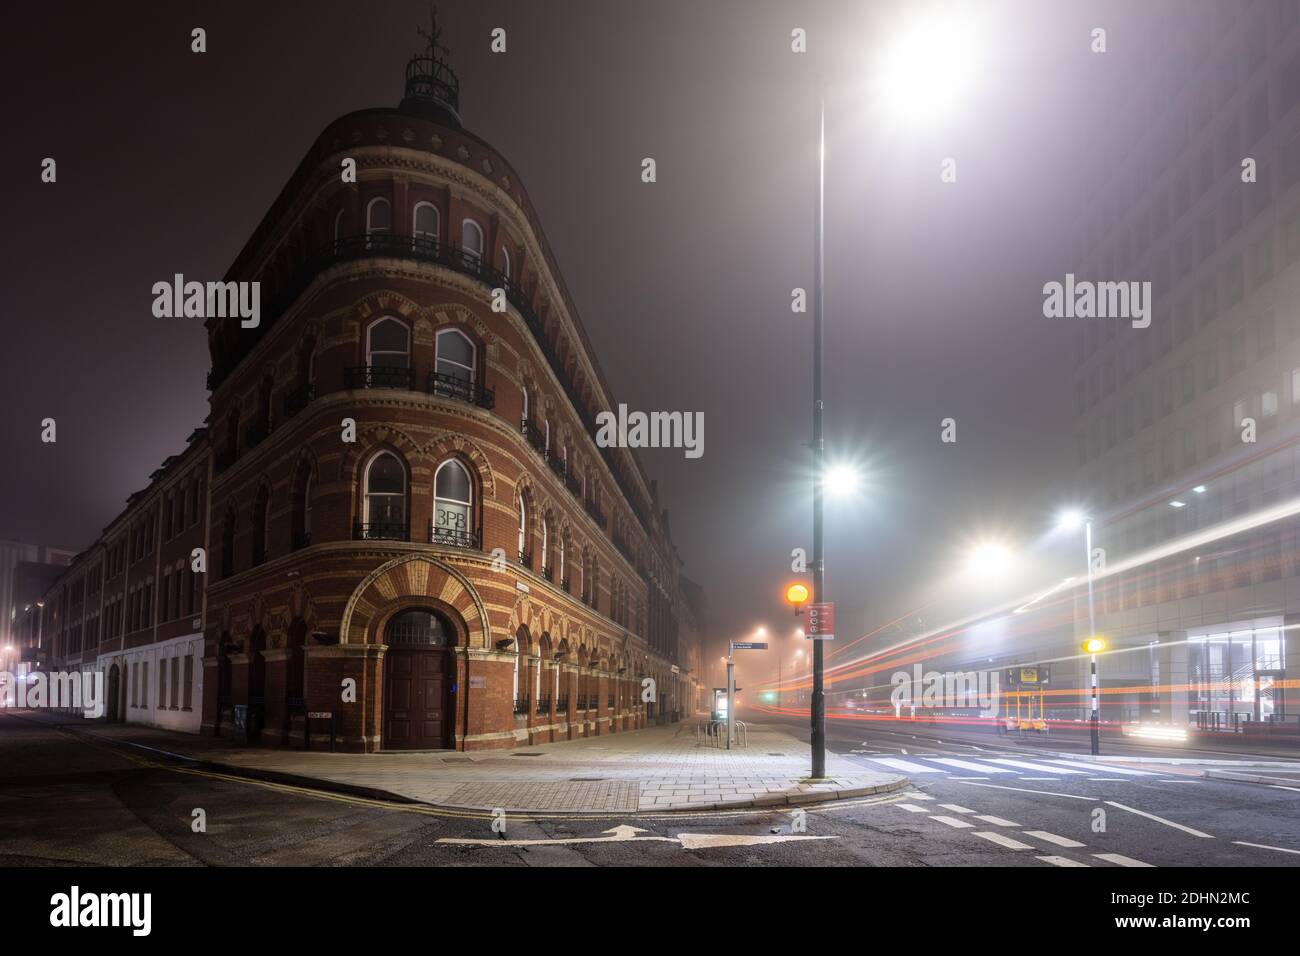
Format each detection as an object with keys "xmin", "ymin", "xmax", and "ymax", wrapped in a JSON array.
[
  {"xmin": 521, "ymin": 418, "xmax": 547, "ymax": 457},
  {"xmin": 352, "ymin": 519, "xmax": 409, "ymax": 542},
  {"xmin": 206, "ymin": 231, "xmax": 656, "ymax": 537},
  {"xmin": 584, "ymin": 498, "xmax": 606, "ymax": 526},
  {"xmin": 428, "ymin": 522, "xmax": 480, "ymax": 550},
  {"xmin": 344, "ymin": 365, "xmax": 416, "ymax": 390},
  {"xmin": 555, "ymin": 694, "xmax": 570, "ymax": 713},
  {"xmin": 535, "ymin": 696, "xmax": 551, "ymax": 716},
  {"xmin": 428, "ymin": 369, "xmax": 495, "ymax": 409},
  {"xmin": 513, "ymin": 696, "xmax": 530, "ymax": 716}
]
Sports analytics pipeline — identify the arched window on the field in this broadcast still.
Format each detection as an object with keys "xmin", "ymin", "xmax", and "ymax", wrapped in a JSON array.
[
  {"xmin": 294, "ymin": 467, "xmax": 313, "ymax": 550},
  {"xmin": 333, "ymin": 209, "xmax": 346, "ymax": 245},
  {"xmin": 385, "ymin": 608, "xmax": 454, "ymax": 647},
  {"xmin": 544, "ymin": 419, "xmax": 551, "ymax": 455},
  {"xmin": 363, "ymin": 451, "xmax": 407, "ymax": 539},
  {"xmin": 366, "ymin": 317, "xmax": 410, "ymax": 368},
  {"xmin": 434, "ymin": 328, "xmax": 475, "ymax": 396},
  {"xmin": 516, "ymin": 493, "xmax": 529, "ymax": 566},
  {"xmin": 366, "ymin": 197, "xmax": 391, "ymax": 245},
  {"xmin": 462, "ymin": 218, "xmax": 484, "ymax": 264},
  {"xmin": 521, "ymin": 386, "xmax": 530, "ymax": 425},
  {"xmin": 541, "ymin": 516, "xmax": 550, "ymax": 577},
  {"xmin": 501, "ymin": 245, "xmax": 511, "ymax": 280},
  {"xmin": 413, "ymin": 201, "xmax": 439, "ymax": 249},
  {"xmin": 253, "ymin": 487, "xmax": 271, "ymax": 566},
  {"xmin": 511, "ymin": 638, "xmax": 520, "ymax": 703},
  {"xmin": 559, "ymin": 535, "xmax": 567, "ymax": 587},
  {"xmin": 433, "ymin": 459, "xmax": 474, "ymax": 548}
]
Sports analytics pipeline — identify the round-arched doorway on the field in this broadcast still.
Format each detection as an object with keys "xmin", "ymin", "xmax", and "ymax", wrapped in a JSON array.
[{"xmin": 383, "ymin": 608, "xmax": 455, "ymax": 750}]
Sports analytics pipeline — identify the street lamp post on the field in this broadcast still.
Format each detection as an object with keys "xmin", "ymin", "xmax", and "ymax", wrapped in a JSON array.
[
  {"xmin": 810, "ymin": 96, "xmax": 827, "ymax": 780},
  {"xmin": 1084, "ymin": 519, "xmax": 1100, "ymax": 755},
  {"xmin": 1061, "ymin": 509, "xmax": 1101, "ymax": 755}
]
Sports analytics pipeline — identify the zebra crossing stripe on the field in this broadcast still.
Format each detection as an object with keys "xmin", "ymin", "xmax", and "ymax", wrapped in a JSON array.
[
  {"xmin": 866, "ymin": 756, "xmax": 946, "ymax": 773},
  {"xmin": 989, "ymin": 757, "xmax": 1089, "ymax": 774},
  {"xmin": 930, "ymin": 757, "xmax": 1015, "ymax": 774}
]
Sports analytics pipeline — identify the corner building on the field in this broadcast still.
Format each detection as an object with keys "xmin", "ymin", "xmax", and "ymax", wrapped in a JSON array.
[{"xmin": 201, "ymin": 36, "xmax": 706, "ymax": 751}]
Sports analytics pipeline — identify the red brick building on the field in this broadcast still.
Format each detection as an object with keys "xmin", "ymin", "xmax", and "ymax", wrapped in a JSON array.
[{"xmin": 32, "ymin": 29, "xmax": 706, "ymax": 752}]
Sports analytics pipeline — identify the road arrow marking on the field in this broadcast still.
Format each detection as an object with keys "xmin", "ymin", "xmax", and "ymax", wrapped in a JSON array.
[{"xmin": 435, "ymin": 825, "xmax": 838, "ymax": 851}]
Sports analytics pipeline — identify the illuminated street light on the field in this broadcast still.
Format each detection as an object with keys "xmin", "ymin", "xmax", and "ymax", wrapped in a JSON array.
[
  {"xmin": 1081, "ymin": 636, "xmax": 1108, "ymax": 654},
  {"xmin": 1056, "ymin": 508, "xmax": 1086, "ymax": 532},
  {"xmin": 1056, "ymin": 509, "xmax": 1100, "ymax": 754},
  {"xmin": 964, "ymin": 541, "xmax": 1013, "ymax": 578},
  {"xmin": 784, "ymin": 582, "xmax": 810, "ymax": 608},
  {"xmin": 823, "ymin": 463, "xmax": 863, "ymax": 498},
  {"xmin": 875, "ymin": 7, "xmax": 983, "ymax": 123}
]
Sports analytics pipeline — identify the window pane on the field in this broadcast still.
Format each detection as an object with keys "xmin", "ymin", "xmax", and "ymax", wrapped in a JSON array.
[
  {"xmin": 367, "ymin": 453, "xmax": 405, "ymax": 494},
  {"xmin": 435, "ymin": 461, "xmax": 471, "ymax": 501},
  {"xmin": 369, "ymin": 319, "xmax": 409, "ymax": 354},
  {"xmin": 415, "ymin": 204, "xmax": 438, "ymax": 236}
]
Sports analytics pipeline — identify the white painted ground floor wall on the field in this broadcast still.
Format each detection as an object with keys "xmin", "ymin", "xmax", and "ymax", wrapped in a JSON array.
[{"xmin": 98, "ymin": 632, "xmax": 204, "ymax": 734}]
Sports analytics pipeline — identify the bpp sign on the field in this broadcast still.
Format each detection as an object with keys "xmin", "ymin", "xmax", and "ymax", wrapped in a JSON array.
[{"xmin": 805, "ymin": 602, "xmax": 834, "ymax": 640}]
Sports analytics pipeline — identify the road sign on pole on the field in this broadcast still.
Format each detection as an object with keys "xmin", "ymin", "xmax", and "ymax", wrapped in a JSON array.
[
  {"xmin": 732, "ymin": 642, "xmax": 768, "ymax": 650},
  {"xmin": 805, "ymin": 602, "xmax": 835, "ymax": 640}
]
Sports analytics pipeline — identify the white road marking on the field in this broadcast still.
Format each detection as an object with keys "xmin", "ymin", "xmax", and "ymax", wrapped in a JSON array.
[
  {"xmin": 973, "ymin": 831, "xmax": 1033, "ymax": 850},
  {"xmin": 1104, "ymin": 801, "xmax": 1214, "ymax": 839},
  {"xmin": 1024, "ymin": 830, "xmax": 1087, "ymax": 848},
  {"xmin": 938, "ymin": 804, "xmax": 976, "ymax": 814},
  {"xmin": 955, "ymin": 781, "xmax": 1093, "ymax": 800},
  {"xmin": 436, "ymin": 824, "xmax": 838, "ymax": 851},
  {"xmin": 896, "ymin": 803, "xmax": 930, "ymax": 813},
  {"xmin": 1232, "ymin": 840, "xmax": 1300, "ymax": 856},
  {"xmin": 867, "ymin": 756, "xmax": 945, "ymax": 773},
  {"xmin": 931, "ymin": 815, "xmax": 976, "ymax": 829},
  {"xmin": 903, "ymin": 792, "xmax": 934, "ymax": 800},
  {"xmin": 1049, "ymin": 759, "xmax": 1153, "ymax": 776},
  {"xmin": 1087, "ymin": 777, "xmax": 1126, "ymax": 782},
  {"xmin": 973, "ymin": 815, "xmax": 1020, "ymax": 827},
  {"xmin": 1017, "ymin": 777, "xmax": 1061, "ymax": 781},
  {"xmin": 931, "ymin": 757, "xmax": 1014, "ymax": 774},
  {"xmin": 900, "ymin": 748, "xmax": 908, "ymax": 754},
  {"xmin": 991, "ymin": 758, "xmax": 1088, "ymax": 774},
  {"xmin": 1037, "ymin": 855, "xmax": 1089, "ymax": 867},
  {"xmin": 1094, "ymin": 852, "xmax": 1154, "ymax": 867},
  {"xmin": 950, "ymin": 776, "xmax": 989, "ymax": 780},
  {"xmin": 1269, "ymin": 785, "xmax": 1300, "ymax": 793}
]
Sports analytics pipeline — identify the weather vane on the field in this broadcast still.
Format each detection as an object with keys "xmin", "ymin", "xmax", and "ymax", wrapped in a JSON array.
[{"xmin": 417, "ymin": 4, "xmax": 450, "ymax": 60}]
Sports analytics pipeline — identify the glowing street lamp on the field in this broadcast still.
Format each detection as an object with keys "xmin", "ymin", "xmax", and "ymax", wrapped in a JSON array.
[
  {"xmin": 1081, "ymin": 635, "xmax": 1108, "ymax": 753},
  {"xmin": 805, "ymin": 11, "xmax": 980, "ymax": 779}
]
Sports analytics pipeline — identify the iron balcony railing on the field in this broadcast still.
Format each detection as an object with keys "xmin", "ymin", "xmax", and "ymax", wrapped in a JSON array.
[
  {"xmin": 428, "ymin": 521, "xmax": 480, "ymax": 550},
  {"xmin": 560, "ymin": 574, "xmax": 571, "ymax": 592},
  {"xmin": 535, "ymin": 696, "xmax": 551, "ymax": 716},
  {"xmin": 584, "ymin": 498, "xmax": 606, "ymax": 527},
  {"xmin": 352, "ymin": 519, "xmax": 410, "ymax": 542},
  {"xmin": 607, "ymin": 695, "xmax": 616, "ymax": 709},
  {"xmin": 345, "ymin": 365, "xmax": 416, "ymax": 390},
  {"xmin": 206, "ymin": 231, "xmax": 658, "ymax": 535},
  {"xmin": 518, "ymin": 548, "xmax": 532, "ymax": 569},
  {"xmin": 555, "ymin": 695, "xmax": 570, "ymax": 713},
  {"xmin": 513, "ymin": 696, "xmax": 530, "ymax": 716},
  {"xmin": 521, "ymin": 418, "xmax": 547, "ymax": 457},
  {"xmin": 428, "ymin": 370, "xmax": 495, "ymax": 409},
  {"xmin": 564, "ymin": 471, "xmax": 582, "ymax": 498},
  {"xmin": 210, "ymin": 233, "xmax": 659, "ymax": 529},
  {"xmin": 283, "ymin": 382, "xmax": 315, "ymax": 418}
]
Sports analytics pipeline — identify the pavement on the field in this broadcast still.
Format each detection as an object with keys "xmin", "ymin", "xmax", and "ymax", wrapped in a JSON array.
[{"xmin": 11, "ymin": 711, "xmax": 904, "ymax": 814}]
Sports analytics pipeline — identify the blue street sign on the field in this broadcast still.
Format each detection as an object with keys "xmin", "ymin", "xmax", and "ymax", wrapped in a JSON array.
[{"xmin": 732, "ymin": 642, "xmax": 768, "ymax": 650}]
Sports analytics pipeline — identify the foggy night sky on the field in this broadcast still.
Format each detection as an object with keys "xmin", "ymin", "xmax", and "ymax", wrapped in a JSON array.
[{"xmin": 2, "ymin": 1, "xmax": 1135, "ymax": 664}]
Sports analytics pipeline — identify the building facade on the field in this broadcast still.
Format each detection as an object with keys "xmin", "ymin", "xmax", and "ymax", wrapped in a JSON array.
[
  {"xmin": 29, "ymin": 30, "xmax": 705, "ymax": 751},
  {"xmin": 1067, "ymin": 0, "xmax": 1300, "ymax": 731}
]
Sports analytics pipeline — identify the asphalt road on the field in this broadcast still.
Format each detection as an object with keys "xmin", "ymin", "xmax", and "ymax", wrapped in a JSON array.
[{"xmin": 1, "ymin": 710, "xmax": 1297, "ymax": 867}]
